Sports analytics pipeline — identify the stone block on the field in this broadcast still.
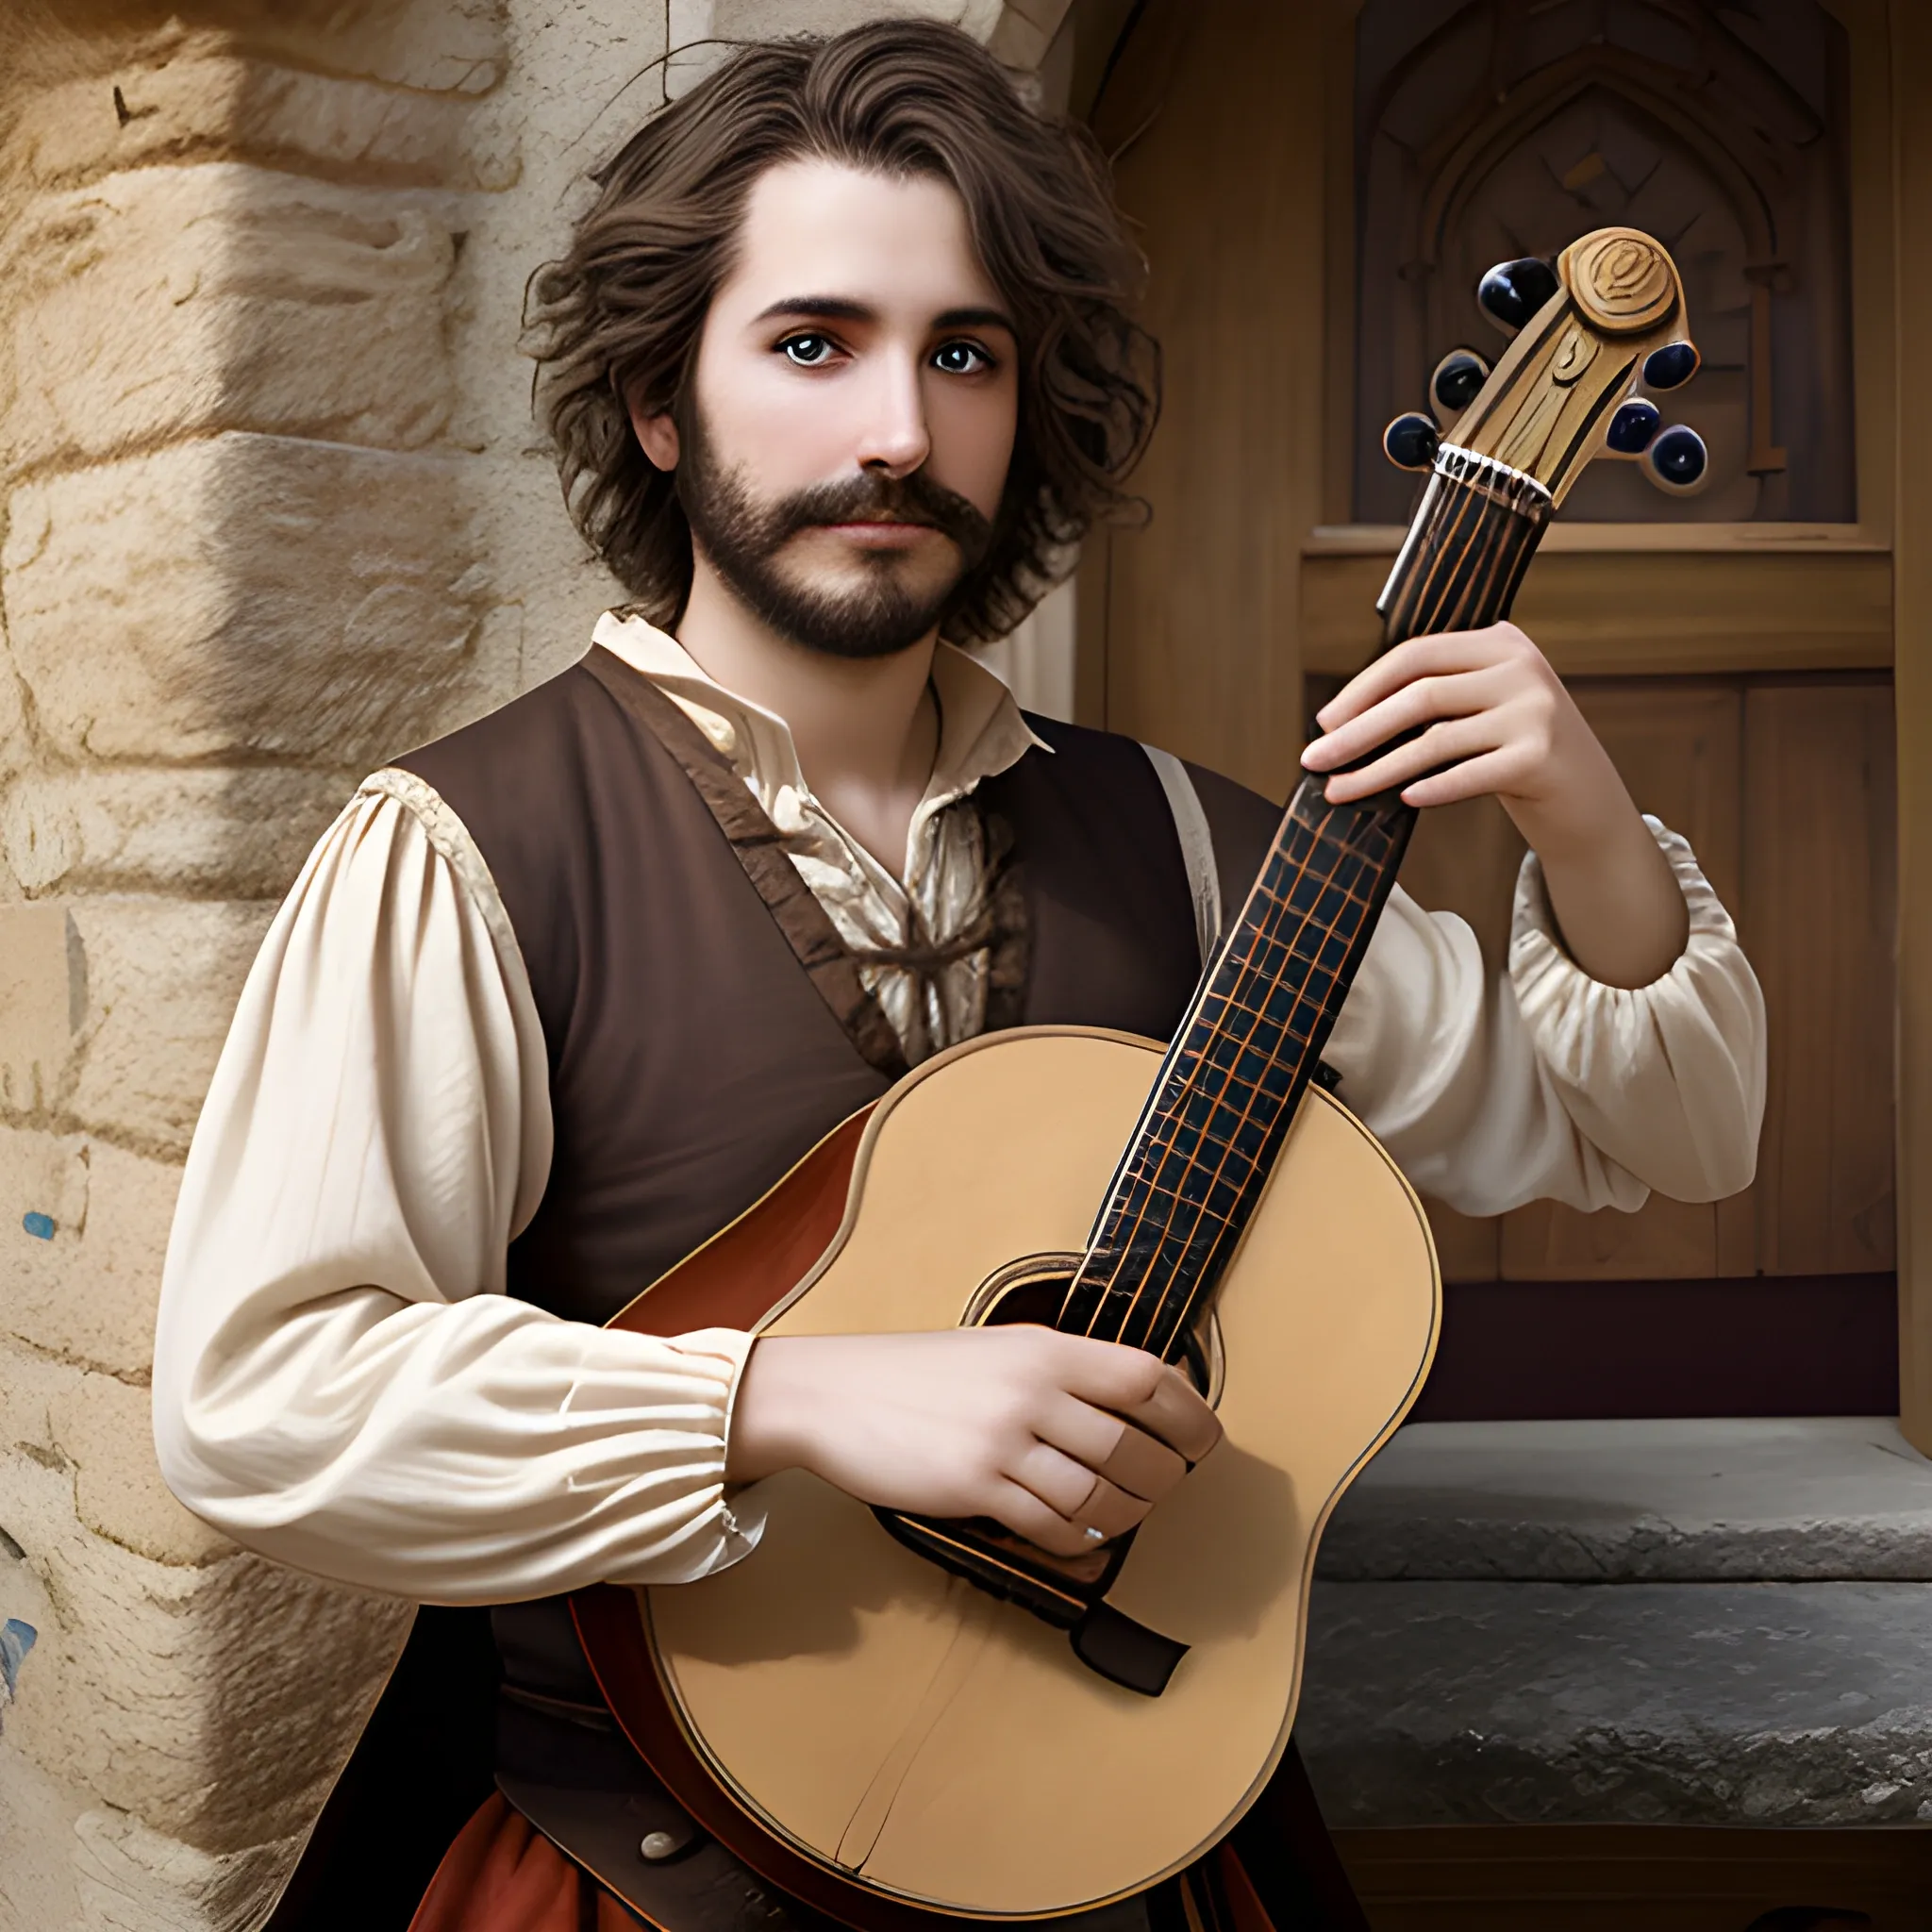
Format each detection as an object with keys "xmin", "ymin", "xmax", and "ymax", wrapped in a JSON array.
[
  {"xmin": 13, "ymin": 42, "xmax": 515, "ymax": 195},
  {"xmin": 3, "ymin": 1419, "xmax": 410, "ymax": 1851},
  {"xmin": 1319, "ymin": 1418, "xmax": 1932, "ymax": 1584},
  {"xmin": 51, "ymin": 1375, "xmax": 226, "ymax": 1569},
  {"xmin": 665, "ymin": 0, "xmax": 1008, "ymax": 94},
  {"xmin": 74, "ymin": 1807, "xmax": 304, "ymax": 1932},
  {"xmin": 4, "ymin": 435, "xmax": 489, "ymax": 768},
  {"xmin": 3, "ymin": 764, "xmax": 356, "ymax": 899},
  {"xmin": 61, "ymin": 901, "xmax": 273, "ymax": 1159},
  {"xmin": 240, "ymin": 0, "xmax": 509, "ymax": 95},
  {"xmin": 0, "ymin": 1133, "xmax": 181, "ymax": 1382},
  {"xmin": 5, "ymin": 165, "xmax": 457, "ymax": 475},
  {"xmin": 1299, "ymin": 1577, "xmax": 1932, "ymax": 1827},
  {"xmin": 0, "ymin": 904, "xmax": 83, "ymax": 1113}
]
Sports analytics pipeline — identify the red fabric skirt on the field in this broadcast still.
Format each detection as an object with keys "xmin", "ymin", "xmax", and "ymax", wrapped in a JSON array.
[{"xmin": 408, "ymin": 1792, "xmax": 644, "ymax": 1932}]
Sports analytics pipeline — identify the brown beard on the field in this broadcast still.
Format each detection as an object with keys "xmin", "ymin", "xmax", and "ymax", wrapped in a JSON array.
[{"xmin": 675, "ymin": 405, "xmax": 994, "ymax": 659}]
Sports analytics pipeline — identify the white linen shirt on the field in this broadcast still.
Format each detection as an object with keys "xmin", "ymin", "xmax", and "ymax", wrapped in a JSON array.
[{"xmin": 151, "ymin": 614, "xmax": 1767, "ymax": 1605}]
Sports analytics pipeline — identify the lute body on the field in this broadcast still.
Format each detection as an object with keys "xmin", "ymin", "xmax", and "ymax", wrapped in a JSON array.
[
  {"xmin": 573, "ymin": 225, "xmax": 1706, "ymax": 1926},
  {"xmin": 581, "ymin": 1029, "xmax": 1435, "ymax": 1919}
]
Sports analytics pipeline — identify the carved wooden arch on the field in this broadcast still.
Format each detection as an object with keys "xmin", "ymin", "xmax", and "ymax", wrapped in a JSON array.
[{"xmin": 1391, "ymin": 29, "xmax": 1815, "ymax": 481}]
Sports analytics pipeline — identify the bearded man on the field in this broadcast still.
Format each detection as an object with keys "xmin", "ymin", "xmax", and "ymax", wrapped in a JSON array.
[{"xmin": 154, "ymin": 20, "xmax": 1766, "ymax": 1932}]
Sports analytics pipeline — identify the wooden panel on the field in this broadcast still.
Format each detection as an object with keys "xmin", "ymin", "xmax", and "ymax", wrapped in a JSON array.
[
  {"xmin": 1335, "ymin": 1822, "xmax": 1932, "ymax": 1932},
  {"xmin": 1300, "ymin": 547, "xmax": 1893, "ymax": 678},
  {"xmin": 1745, "ymin": 681, "xmax": 1897, "ymax": 1275},
  {"xmin": 1092, "ymin": 0, "xmax": 1347, "ymax": 797},
  {"xmin": 1892, "ymin": 0, "xmax": 1932, "ymax": 1457},
  {"xmin": 1500, "ymin": 684, "xmax": 1745, "ymax": 1281}
]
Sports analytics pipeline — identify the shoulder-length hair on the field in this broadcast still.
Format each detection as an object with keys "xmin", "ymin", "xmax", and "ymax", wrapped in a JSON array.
[{"xmin": 526, "ymin": 19, "xmax": 1159, "ymax": 644}]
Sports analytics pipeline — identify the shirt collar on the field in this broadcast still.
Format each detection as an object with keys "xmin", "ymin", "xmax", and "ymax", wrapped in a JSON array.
[{"xmin": 589, "ymin": 610, "xmax": 1051, "ymax": 828}]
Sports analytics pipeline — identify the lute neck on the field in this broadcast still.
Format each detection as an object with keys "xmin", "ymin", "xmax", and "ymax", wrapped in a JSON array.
[{"xmin": 1056, "ymin": 445, "xmax": 1554, "ymax": 1359}]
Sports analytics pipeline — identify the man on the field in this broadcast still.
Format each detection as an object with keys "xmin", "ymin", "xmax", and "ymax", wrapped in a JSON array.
[{"xmin": 153, "ymin": 21, "xmax": 1766, "ymax": 1932}]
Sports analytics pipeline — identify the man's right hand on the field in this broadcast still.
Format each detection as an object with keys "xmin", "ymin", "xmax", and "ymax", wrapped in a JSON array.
[{"xmin": 724, "ymin": 1326, "xmax": 1222, "ymax": 1558}]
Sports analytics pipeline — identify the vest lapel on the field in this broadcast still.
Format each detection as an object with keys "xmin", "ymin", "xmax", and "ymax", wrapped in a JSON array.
[{"xmin": 582, "ymin": 647, "xmax": 911, "ymax": 1083}]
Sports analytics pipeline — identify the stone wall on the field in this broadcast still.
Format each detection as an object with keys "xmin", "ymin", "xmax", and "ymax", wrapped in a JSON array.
[{"xmin": 0, "ymin": 3, "xmax": 1070, "ymax": 1927}]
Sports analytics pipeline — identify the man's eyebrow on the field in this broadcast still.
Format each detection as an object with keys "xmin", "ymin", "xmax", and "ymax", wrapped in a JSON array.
[{"xmin": 749, "ymin": 296, "xmax": 1017, "ymax": 333}]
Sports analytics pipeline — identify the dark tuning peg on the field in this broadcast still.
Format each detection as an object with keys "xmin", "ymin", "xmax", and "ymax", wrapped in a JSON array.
[
  {"xmin": 1606, "ymin": 397, "xmax": 1661, "ymax": 455},
  {"xmin": 1382, "ymin": 411, "xmax": 1441, "ymax": 472},
  {"xmin": 1429, "ymin": 348, "xmax": 1490, "ymax": 422},
  {"xmin": 1641, "ymin": 341, "xmax": 1701, "ymax": 391},
  {"xmin": 1476, "ymin": 257, "xmax": 1559, "ymax": 331},
  {"xmin": 1642, "ymin": 424, "xmax": 1708, "ymax": 492}
]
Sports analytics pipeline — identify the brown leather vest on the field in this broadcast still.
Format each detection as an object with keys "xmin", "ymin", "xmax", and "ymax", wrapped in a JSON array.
[{"xmin": 388, "ymin": 646, "xmax": 1286, "ymax": 1928}]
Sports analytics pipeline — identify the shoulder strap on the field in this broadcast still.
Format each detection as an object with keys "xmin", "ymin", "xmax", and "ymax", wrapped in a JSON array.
[
  {"xmin": 1141, "ymin": 744, "xmax": 1222, "ymax": 969},
  {"xmin": 582, "ymin": 648, "xmax": 910, "ymax": 1083}
]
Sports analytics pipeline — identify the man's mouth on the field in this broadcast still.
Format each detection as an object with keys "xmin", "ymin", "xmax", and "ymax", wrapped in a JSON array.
[{"xmin": 817, "ymin": 518, "xmax": 941, "ymax": 548}]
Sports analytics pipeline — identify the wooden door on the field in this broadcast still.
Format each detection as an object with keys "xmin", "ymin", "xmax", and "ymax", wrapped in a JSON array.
[{"xmin": 1082, "ymin": 0, "xmax": 1903, "ymax": 1420}]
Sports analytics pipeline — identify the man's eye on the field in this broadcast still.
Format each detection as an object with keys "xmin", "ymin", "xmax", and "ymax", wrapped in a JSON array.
[
  {"xmin": 780, "ymin": 334, "xmax": 836, "ymax": 367},
  {"xmin": 933, "ymin": 341, "xmax": 992, "ymax": 375}
]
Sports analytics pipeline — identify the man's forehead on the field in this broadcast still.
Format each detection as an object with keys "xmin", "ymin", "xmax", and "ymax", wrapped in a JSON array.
[{"xmin": 719, "ymin": 158, "xmax": 1008, "ymax": 323}]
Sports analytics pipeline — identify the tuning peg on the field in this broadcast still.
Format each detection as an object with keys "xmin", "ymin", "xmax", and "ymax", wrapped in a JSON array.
[
  {"xmin": 1382, "ymin": 411, "xmax": 1441, "ymax": 472},
  {"xmin": 1641, "ymin": 341, "xmax": 1701, "ymax": 391},
  {"xmin": 1642, "ymin": 424, "xmax": 1708, "ymax": 492},
  {"xmin": 1606, "ymin": 397, "xmax": 1661, "ymax": 456},
  {"xmin": 1476, "ymin": 257, "xmax": 1559, "ymax": 331},
  {"xmin": 1429, "ymin": 349, "xmax": 1490, "ymax": 423}
]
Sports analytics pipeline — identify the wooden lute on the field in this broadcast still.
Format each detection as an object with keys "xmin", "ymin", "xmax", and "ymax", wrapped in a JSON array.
[{"xmin": 572, "ymin": 227, "xmax": 1705, "ymax": 1924}]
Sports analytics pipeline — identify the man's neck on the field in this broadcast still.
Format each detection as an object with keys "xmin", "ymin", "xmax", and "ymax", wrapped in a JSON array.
[{"xmin": 675, "ymin": 558, "xmax": 941, "ymax": 878}]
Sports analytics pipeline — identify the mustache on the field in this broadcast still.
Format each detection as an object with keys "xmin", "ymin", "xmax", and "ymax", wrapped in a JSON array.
[{"xmin": 768, "ymin": 471, "xmax": 992, "ymax": 555}]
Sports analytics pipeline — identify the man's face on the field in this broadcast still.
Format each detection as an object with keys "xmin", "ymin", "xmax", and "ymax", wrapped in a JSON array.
[{"xmin": 635, "ymin": 158, "xmax": 1020, "ymax": 658}]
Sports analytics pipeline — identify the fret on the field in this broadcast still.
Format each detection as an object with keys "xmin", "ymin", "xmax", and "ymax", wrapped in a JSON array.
[{"xmin": 1058, "ymin": 445, "xmax": 1555, "ymax": 1354}]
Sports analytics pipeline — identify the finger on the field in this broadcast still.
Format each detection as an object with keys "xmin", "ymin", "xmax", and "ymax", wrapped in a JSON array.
[
  {"xmin": 1009, "ymin": 1439, "xmax": 1111, "ymax": 1522},
  {"xmin": 1051, "ymin": 1341, "xmax": 1217, "ymax": 1455},
  {"xmin": 1319, "ymin": 712, "xmax": 1500, "ymax": 804},
  {"xmin": 1312, "ymin": 629, "xmax": 1515, "ymax": 731},
  {"xmin": 1302, "ymin": 664, "xmax": 1511, "ymax": 773},
  {"xmin": 1397, "ymin": 743, "xmax": 1535, "ymax": 809},
  {"xmin": 1119, "ymin": 1370, "xmax": 1223, "ymax": 1464},
  {"xmin": 990, "ymin": 1479, "xmax": 1142, "ymax": 1558},
  {"xmin": 1098, "ymin": 1420, "xmax": 1190, "ymax": 1501},
  {"xmin": 1073, "ymin": 1474, "xmax": 1153, "ymax": 1541}
]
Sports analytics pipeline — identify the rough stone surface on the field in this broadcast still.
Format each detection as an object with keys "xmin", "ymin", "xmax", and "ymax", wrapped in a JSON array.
[
  {"xmin": 1, "ymin": 1134, "xmax": 182, "ymax": 1382},
  {"xmin": 666, "ymin": 0, "xmax": 1007, "ymax": 94},
  {"xmin": 0, "ymin": 1362, "xmax": 410, "ymax": 1854},
  {"xmin": 0, "ymin": 903, "xmax": 82, "ymax": 1111},
  {"xmin": 3, "ymin": 764, "xmax": 355, "ymax": 899},
  {"xmin": 61, "ymin": 900, "xmax": 274, "ymax": 1158},
  {"xmin": 51, "ymin": 1374, "xmax": 226, "ymax": 1567},
  {"xmin": 4, "ymin": 435, "xmax": 489, "ymax": 767},
  {"xmin": 5, "ymin": 164, "xmax": 458, "ymax": 475},
  {"xmin": 73, "ymin": 1808, "xmax": 308, "ymax": 1932},
  {"xmin": 13, "ymin": 41, "xmax": 515, "ymax": 195},
  {"xmin": 1320, "ymin": 1417, "xmax": 1932, "ymax": 1583},
  {"xmin": 1298, "ymin": 1578, "xmax": 1932, "ymax": 1828}
]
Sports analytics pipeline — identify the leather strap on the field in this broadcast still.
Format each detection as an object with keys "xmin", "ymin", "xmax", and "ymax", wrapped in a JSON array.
[{"xmin": 1141, "ymin": 745, "xmax": 1222, "ymax": 969}]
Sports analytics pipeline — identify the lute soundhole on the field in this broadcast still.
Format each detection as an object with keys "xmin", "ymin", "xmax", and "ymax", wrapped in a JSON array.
[{"xmin": 963, "ymin": 1254, "xmax": 1224, "ymax": 1405}]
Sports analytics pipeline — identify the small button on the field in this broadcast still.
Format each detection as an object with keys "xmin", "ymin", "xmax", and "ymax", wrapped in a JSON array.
[{"xmin": 639, "ymin": 1829, "xmax": 681, "ymax": 1862}]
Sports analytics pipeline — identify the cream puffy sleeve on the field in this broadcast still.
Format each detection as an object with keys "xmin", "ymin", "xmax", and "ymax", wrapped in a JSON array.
[
  {"xmin": 1324, "ymin": 817, "xmax": 1766, "ymax": 1218},
  {"xmin": 152, "ymin": 770, "xmax": 766, "ymax": 1603}
]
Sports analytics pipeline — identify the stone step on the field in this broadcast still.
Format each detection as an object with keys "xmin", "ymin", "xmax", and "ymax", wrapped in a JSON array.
[
  {"xmin": 1298, "ymin": 1577, "xmax": 1932, "ymax": 1829},
  {"xmin": 1317, "ymin": 1417, "xmax": 1932, "ymax": 1583}
]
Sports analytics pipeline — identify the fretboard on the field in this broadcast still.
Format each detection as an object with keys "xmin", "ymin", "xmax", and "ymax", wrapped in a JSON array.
[{"xmin": 1058, "ymin": 446, "xmax": 1553, "ymax": 1360}]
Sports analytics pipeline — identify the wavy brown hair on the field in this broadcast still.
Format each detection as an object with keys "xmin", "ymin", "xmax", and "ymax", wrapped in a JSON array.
[{"xmin": 526, "ymin": 20, "xmax": 1159, "ymax": 644}]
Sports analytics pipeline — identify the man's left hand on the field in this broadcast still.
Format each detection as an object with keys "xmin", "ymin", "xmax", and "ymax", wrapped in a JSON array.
[{"xmin": 1299, "ymin": 621, "xmax": 1690, "ymax": 990}]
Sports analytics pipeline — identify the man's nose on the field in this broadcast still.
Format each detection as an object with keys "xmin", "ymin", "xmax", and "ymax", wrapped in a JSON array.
[{"xmin": 856, "ymin": 353, "xmax": 931, "ymax": 479}]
